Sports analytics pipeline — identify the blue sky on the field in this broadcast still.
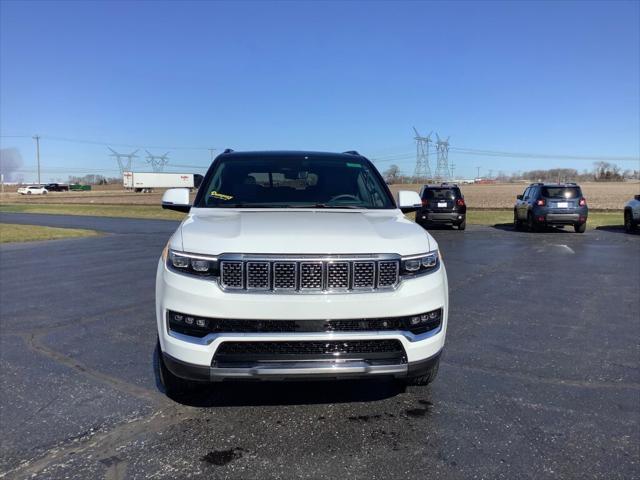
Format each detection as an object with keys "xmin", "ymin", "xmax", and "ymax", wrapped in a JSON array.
[{"xmin": 1, "ymin": 0, "xmax": 639, "ymax": 182}]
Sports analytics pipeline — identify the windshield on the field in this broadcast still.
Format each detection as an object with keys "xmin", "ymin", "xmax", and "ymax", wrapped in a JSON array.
[
  {"xmin": 541, "ymin": 187, "xmax": 581, "ymax": 199},
  {"xmin": 196, "ymin": 155, "xmax": 395, "ymax": 209},
  {"xmin": 423, "ymin": 188, "xmax": 461, "ymax": 200}
]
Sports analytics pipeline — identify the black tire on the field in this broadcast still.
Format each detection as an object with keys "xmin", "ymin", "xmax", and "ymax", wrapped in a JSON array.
[
  {"xmin": 527, "ymin": 212, "xmax": 537, "ymax": 232},
  {"xmin": 404, "ymin": 357, "xmax": 440, "ymax": 386},
  {"xmin": 574, "ymin": 222, "xmax": 586, "ymax": 233},
  {"xmin": 624, "ymin": 210, "xmax": 637, "ymax": 233},
  {"xmin": 157, "ymin": 343, "xmax": 199, "ymax": 397},
  {"xmin": 42, "ymin": 190, "xmax": 47, "ymax": 195},
  {"xmin": 457, "ymin": 218, "xmax": 466, "ymax": 230},
  {"xmin": 27, "ymin": 191, "xmax": 31, "ymax": 195},
  {"xmin": 513, "ymin": 210, "xmax": 522, "ymax": 231}
]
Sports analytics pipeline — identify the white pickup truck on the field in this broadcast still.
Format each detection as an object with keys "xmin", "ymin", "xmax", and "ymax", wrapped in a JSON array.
[
  {"xmin": 624, "ymin": 194, "xmax": 640, "ymax": 233},
  {"xmin": 155, "ymin": 150, "xmax": 449, "ymax": 397}
]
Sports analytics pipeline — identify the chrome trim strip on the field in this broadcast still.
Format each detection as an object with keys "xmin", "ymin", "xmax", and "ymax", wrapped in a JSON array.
[
  {"xmin": 166, "ymin": 325, "xmax": 444, "ymax": 345},
  {"xmin": 209, "ymin": 361, "xmax": 408, "ymax": 378}
]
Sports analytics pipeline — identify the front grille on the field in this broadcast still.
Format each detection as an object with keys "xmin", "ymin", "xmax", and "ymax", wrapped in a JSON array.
[
  {"xmin": 214, "ymin": 339, "xmax": 407, "ymax": 364},
  {"xmin": 218, "ymin": 256, "xmax": 400, "ymax": 293}
]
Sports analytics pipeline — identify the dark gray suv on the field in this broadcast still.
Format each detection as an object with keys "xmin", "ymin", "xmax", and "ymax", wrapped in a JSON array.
[{"xmin": 514, "ymin": 183, "xmax": 588, "ymax": 233}]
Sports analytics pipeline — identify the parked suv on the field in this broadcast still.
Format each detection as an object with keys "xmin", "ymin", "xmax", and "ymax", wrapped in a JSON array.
[
  {"xmin": 514, "ymin": 182, "xmax": 588, "ymax": 233},
  {"xmin": 156, "ymin": 150, "xmax": 448, "ymax": 396},
  {"xmin": 624, "ymin": 194, "xmax": 640, "ymax": 233},
  {"xmin": 416, "ymin": 183, "xmax": 466, "ymax": 230}
]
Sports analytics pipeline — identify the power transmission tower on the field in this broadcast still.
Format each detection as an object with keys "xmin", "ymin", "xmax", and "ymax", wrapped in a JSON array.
[
  {"xmin": 145, "ymin": 150, "xmax": 170, "ymax": 172},
  {"xmin": 413, "ymin": 127, "xmax": 432, "ymax": 181},
  {"xmin": 476, "ymin": 166, "xmax": 481, "ymax": 179},
  {"xmin": 33, "ymin": 135, "xmax": 41, "ymax": 185},
  {"xmin": 208, "ymin": 148, "xmax": 216, "ymax": 163},
  {"xmin": 434, "ymin": 134, "xmax": 451, "ymax": 181},
  {"xmin": 109, "ymin": 148, "xmax": 139, "ymax": 175}
]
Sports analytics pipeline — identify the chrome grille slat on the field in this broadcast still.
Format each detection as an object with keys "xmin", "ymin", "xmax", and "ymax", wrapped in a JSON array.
[
  {"xmin": 219, "ymin": 256, "xmax": 399, "ymax": 293},
  {"xmin": 353, "ymin": 262, "xmax": 375, "ymax": 289}
]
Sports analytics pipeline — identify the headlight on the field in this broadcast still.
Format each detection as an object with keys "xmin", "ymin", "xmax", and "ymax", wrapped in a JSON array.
[
  {"xmin": 167, "ymin": 249, "xmax": 219, "ymax": 277},
  {"xmin": 400, "ymin": 251, "xmax": 440, "ymax": 277}
]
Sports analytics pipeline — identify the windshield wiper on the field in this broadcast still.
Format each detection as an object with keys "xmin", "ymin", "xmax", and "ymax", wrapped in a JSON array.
[{"xmin": 297, "ymin": 204, "xmax": 364, "ymax": 209}]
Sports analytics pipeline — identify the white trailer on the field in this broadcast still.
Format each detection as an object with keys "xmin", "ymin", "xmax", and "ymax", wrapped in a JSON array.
[{"xmin": 123, "ymin": 172, "xmax": 201, "ymax": 192}]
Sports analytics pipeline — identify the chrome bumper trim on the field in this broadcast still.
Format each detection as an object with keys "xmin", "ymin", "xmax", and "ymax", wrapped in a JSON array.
[{"xmin": 209, "ymin": 361, "xmax": 408, "ymax": 379}]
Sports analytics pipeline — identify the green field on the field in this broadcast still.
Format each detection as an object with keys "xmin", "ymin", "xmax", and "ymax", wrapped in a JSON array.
[
  {"xmin": 0, "ymin": 223, "xmax": 101, "ymax": 243},
  {"xmin": 0, "ymin": 203, "xmax": 184, "ymax": 220},
  {"xmin": 0, "ymin": 203, "xmax": 624, "ymax": 229}
]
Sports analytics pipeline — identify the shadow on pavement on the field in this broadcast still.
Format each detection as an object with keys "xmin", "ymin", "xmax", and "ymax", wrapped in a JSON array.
[
  {"xmin": 172, "ymin": 378, "xmax": 406, "ymax": 408},
  {"xmin": 492, "ymin": 223, "xmax": 573, "ymax": 234},
  {"xmin": 595, "ymin": 225, "xmax": 638, "ymax": 235}
]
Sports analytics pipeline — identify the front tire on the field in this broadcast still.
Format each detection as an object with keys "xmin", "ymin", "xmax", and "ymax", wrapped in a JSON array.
[
  {"xmin": 404, "ymin": 357, "xmax": 440, "ymax": 386},
  {"xmin": 574, "ymin": 222, "xmax": 586, "ymax": 233},
  {"xmin": 527, "ymin": 212, "xmax": 538, "ymax": 232},
  {"xmin": 157, "ymin": 343, "xmax": 200, "ymax": 398},
  {"xmin": 513, "ymin": 210, "xmax": 522, "ymax": 230},
  {"xmin": 625, "ymin": 210, "xmax": 637, "ymax": 233}
]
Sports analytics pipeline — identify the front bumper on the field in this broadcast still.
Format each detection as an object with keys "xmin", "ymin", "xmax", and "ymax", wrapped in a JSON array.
[
  {"xmin": 162, "ymin": 350, "xmax": 442, "ymax": 381},
  {"xmin": 156, "ymin": 259, "xmax": 448, "ymax": 380}
]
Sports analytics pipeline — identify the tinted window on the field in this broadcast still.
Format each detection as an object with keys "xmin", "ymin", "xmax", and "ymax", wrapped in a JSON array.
[
  {"xmin": 541, "ymin": 187, "xmax": 581, "ymax": 199},
  {"xmin": 422, "ymin": 187, "xmax": 461, "ymax": 200},
  {"xmin": 197, "ymin": 156, "xmax": 394, "ymax": 209}
]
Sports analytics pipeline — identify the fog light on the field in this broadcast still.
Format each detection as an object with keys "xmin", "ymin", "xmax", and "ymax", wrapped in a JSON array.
[{"xmin": 538, "ymin": 216, "xmax": 545, "ymax": 222}]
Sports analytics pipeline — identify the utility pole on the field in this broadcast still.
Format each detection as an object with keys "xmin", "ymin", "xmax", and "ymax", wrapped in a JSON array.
[
  {"xmin": 450, "ymin": 162, "xmax": 456, "ymax": 181},
  {"xmin": 33, "ymin": 135, "xmax": 41, "ymax": 185},
  {"xmin": 208, "ymin": 148, "xmax": 216, "ymax": 163},
  {"xmin": 476, "ymin": 166, "xmax": 481, "ymax": 179}
]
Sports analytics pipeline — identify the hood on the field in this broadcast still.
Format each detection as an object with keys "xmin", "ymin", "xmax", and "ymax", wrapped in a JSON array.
[{"xmin": 177, "ymin": 208, "xmax": 434, "ymax": 256}]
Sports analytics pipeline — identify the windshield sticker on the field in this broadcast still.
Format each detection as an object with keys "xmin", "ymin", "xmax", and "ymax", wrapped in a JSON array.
[
  {"xmin": 210, "ymin": 191, "xmax": 233, "ymax": 201},
  {"xmin": 346, "ymin": 162, "xmax": 362, "ymax": 168}
]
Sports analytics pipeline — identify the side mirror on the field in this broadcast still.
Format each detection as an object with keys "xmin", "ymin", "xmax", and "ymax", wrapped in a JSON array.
[
  {"xmin": 162, "ymin": 188, "xmax": 191, "ymax": 213},
  {"xmin": 517, "ymin": 195, "xmax": 523, "ymax": 200},
  {"xmin": 397, "ymin": 190, "xmax": 422, "ymax": 213}
]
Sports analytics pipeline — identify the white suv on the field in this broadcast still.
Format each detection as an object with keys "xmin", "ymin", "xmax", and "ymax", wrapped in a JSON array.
[{"xmin": 156, "ymin": 150, "xmax": 448, "ymax": 396}]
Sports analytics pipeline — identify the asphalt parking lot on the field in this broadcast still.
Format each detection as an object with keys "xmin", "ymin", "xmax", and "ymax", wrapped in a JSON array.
[{"xmin": 0, "ymin": 212, "xmax": 638, "ymax": 479}]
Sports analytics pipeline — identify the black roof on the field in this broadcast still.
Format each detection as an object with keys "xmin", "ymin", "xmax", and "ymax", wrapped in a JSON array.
[{"xmin": 217, "ymin": 150, "xmax": 365, "ymax": 160}]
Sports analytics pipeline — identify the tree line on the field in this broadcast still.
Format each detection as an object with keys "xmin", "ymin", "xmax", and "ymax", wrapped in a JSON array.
[{"xmin": 383, "ymin": 162, "xmax": 638, "ymax": 184}]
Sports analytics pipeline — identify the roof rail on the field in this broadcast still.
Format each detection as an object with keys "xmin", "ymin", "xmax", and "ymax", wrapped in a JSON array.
[
  {"xmin": 529, "ymin": 182, "xmax": 544, "ymax": 186},
  {"xmin": 441, "ymin": 182, "xmax": 458, "ymax": 187},
  {"xmin": 343, "ymin": 150, "xmax": 360, "ymax": 156},
  {"xmin": 222, "ymin": 148, "xmax": 234, "ymax": 154}
]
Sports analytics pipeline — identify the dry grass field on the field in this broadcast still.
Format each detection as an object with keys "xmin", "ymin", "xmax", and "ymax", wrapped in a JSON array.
[
  {"xmin": 388, "ymin": 181, "xmax": 639, "ymax": 210},
  {"xmin": 1, "ymin": 181, "xmax": 637, "ymax": 210}
]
